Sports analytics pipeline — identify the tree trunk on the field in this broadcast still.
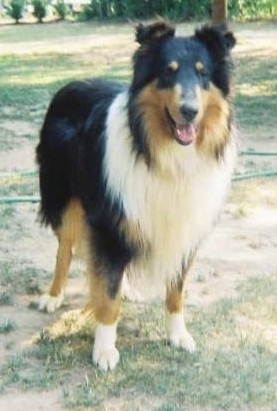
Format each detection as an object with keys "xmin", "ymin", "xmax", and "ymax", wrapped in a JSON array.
[{"xmin": 212, "ymin": 0, "xmax": 227, "ymax": 24}]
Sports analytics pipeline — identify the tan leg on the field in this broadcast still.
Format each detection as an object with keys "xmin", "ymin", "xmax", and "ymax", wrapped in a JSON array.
[
  {"xmin": 39, "ymin": 235, "xmax": 73, "ymax": 313},
  {"xmin": 50, "ymin": 236, "xmax": 73, "ymax": 297},
  {"xmin": 87, "ymin": 261, "xmax": 123, "ymax": 372},
  {"xmin": 39, "ymin": 200, "xmax": 84, "ymax": 313},
  {"xmin": 166, "ymin": 273, "xmax": 196, "ymax": 352},
  {"xmin": 166, "ymin": 276, "xmax": 185, "ymax": 314}
]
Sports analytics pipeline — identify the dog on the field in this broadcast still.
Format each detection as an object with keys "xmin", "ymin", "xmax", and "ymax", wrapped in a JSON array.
[{"xmin": 36, "ymin": 20, "xmax": 236, "ymax": 371}]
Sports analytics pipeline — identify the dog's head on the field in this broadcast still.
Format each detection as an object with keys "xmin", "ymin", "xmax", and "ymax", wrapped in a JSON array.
[{"xmin": 131, "ymin": 20, "xmax": 236, "ymax": 150}]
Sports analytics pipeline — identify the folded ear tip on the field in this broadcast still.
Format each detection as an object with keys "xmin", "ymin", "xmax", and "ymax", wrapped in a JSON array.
[
  {"xmin": 195, "ymin": 24, "xmax": 236, "ymax": 50},
  {"xmin": 225, "ymin": 31, "xmax": 236, "ymax": 48},
  {"xmin": 215, "ymin": 23, "xmax": 236, "ymax": 48},
  {"xmin": 135, "ymin": 19, "xmax": 175, "ymax": 45}
]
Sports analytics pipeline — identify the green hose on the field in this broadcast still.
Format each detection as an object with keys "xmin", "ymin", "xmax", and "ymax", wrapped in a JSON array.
[
  {"xmin": 1, "ymin": 170, "xmax": 276, "ymax": 204},
  {"xmin": 0, "ymin": 149, "xmax": 277, "ymax": 203},
  {"xmin": 0, "ymin": 170, "xmax": 37, "ymax": 178},
  {"xmin": 232, "ymin": 170, "xmax": 277, "ymax": 181},
  {"xmin": 241, "ymin": 149, "xmax": 277, "ymax": 156},
  {"xmin": 0, "ymin": 196, "xmax": 40, "ymax": 204}
]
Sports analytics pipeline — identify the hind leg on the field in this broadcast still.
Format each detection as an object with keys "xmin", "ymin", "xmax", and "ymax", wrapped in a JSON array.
[
  {"xmin": 39, "ymin": 234, "xmax": 73, "ymax": 313},
  {"xmin": 39, "ymin": 200, "xmax": 83, "ymax": 313}
]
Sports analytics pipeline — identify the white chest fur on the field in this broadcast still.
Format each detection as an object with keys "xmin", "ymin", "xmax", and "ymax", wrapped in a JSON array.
[{"xmin": 104, "ymin": 92, "xmax": 236, "ymax": 281}]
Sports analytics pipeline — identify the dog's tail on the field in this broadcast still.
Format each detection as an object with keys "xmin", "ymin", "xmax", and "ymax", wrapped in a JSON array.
[
  {"xmin": 36, "ymin": 94, "xmax": 75, "ymax": 230},
  {"xmin": 36, "ymin": 135, "xmax": 71, "ymax": 230}
]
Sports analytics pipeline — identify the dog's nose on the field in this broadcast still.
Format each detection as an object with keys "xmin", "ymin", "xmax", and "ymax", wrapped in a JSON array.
[{"xmin": 180, "ymin": 105, "xmax": 198, "ymax": 122}]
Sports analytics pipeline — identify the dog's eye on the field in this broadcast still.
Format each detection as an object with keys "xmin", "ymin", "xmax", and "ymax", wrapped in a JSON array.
[
  {"xmin": 168, "ymin": 61, "xmax": 179, "ymax": 73},
  {"xmin": 195, "ymin": 61, "xmax": 204, "ymax": 73},
  {"xmin": 195, "ymin": 61, "xmax": 209, "ymax": 78}
]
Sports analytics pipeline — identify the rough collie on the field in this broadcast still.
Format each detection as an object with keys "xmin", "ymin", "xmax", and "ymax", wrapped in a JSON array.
[{"xmin": 36, "ymin": 20, "xmax": 236, "ymax": 371}]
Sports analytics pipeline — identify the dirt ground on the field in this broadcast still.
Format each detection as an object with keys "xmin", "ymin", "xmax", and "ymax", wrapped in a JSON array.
[{"xmin": 0, "ymin": 24, "xmax": 277, "ymax": 411}]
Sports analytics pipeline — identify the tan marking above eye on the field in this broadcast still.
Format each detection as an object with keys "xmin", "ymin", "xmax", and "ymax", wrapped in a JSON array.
[
  {"xmin": 168, "ymin": 61, "xmax": 179, "ymax": 72},
  {"xmin": 195, "ymin": 61, "xmax": 205, "ymax": 72}
]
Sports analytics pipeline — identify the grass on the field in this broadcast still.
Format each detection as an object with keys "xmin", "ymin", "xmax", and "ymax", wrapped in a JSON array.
[
  {"xmin": 0, "ymin": 274, "xmax": 276, "ymax": 409},
  {"xmin": 0, "ymin": 174, "xmax": 37, "ymax": 196},
  {"xmin": 0, "ymin": 257, "xmax": 48, "ymax": 296},
  {"xmin": 0, "ymin": 21, "xmax": 132, "ymax": 44},
  {"xmin": 235, "ymin": 56, "xmax": 277, "ymax": 131},
  {"xmin": 0, "ymin": 20, "xmax": 277, "ymax": 410},
  {"xmin": 0, "ymin": 318, "xmax": 17, "ymax": 334}
]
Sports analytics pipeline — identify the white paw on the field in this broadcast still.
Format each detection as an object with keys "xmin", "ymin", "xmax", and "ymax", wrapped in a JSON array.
[
  {"xmin": 169, "ymin": 328, "xmax": 196, "ymax": 352},
  {"xmin": 93, "ymin": 346, "xmax": 120, "ymax": 372},
  {"xmin": 38, "ymin": 293, "xmax": 64, "ymax": 313},
  {"xmin": 167, "ymin": 312, "xmax": 196, "ymax": 353},
  {"xmin": 92, "ymin": 323, "xmax": 119, "ymax": 371}
]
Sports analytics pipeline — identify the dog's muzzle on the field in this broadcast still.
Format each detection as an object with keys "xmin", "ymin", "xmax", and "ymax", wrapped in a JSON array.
[{"xmin": 166, "ymin": 108, "xmax": 197, "ymax": 146}]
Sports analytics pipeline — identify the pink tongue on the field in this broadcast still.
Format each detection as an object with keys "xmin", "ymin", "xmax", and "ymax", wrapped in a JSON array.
[{"xmin": 176, "ymin": 124, "xmax": 195, "ymax": 144}]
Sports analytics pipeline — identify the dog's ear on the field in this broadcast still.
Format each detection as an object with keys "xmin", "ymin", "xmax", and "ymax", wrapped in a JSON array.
[
  {"xmin": 195, "ymin": 24, "xmax": 236, "ymax": 56},
  {"xmin": 135, "ymin": 19, "xmax": 175, "ymax": 45},
  {"xmin": 131, "ymin": 19, "xmax": 174, "ymax": 91},
  {"xmin": 195, "ymin": 24, "xmax": 235, "ymax": 97}
]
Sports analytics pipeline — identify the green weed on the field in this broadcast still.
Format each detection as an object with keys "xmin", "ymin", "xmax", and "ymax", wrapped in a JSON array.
[{"xmin": 0, "ymin": 318, "xmax": 16, "ymax": 334}]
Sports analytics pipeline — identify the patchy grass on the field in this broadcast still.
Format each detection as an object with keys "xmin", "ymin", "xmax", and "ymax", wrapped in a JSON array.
[
  {"xmin": 235, "ymin": 53, "xmax": 277, "ymax": 175},
  {"xmin": 0, "ymin": 21, "xmax": 131, "ymax": 44},
  {"xmin": 235, "ymin": 56, "xmax": 277, "ymax": 132},
  {"xmin": 0, "ymin": 24, "xmax": 132, "ymax": 129},
  {"xmin": 0, "ymin": 53, "xmax": 102, "ymax": 125},
  {"xmin": 0, "ymin": 173, "xmax": 38, "ymax": 197},
  {"xmin": 0, "ymin": 274, "xmax": 276, "ymax": 409},
  {"xmin": 0, "ymin": 258, "xmax": 45, "ymax": 296}
]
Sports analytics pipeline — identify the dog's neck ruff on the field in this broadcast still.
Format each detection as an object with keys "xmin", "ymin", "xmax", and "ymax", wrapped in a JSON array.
[{"xmin": 104, "ymin": 92, "xmax": 236, "ymax": 282}]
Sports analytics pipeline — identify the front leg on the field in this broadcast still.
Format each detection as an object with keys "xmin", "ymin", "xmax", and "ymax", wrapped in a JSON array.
[
  {"xmin": 88, "ymin": 271, "xmax": 122, "ymax": 372},
  {"xmin": 93, "ymin": 322, "xmax": 119, "ymax": 372},
  {"xmin": 87, "ymin": 223, "xmax": 132, "ymax": 372},
  {"xmin": 166, "ymin": 275, "xmax": 196, "ymax": 353}
]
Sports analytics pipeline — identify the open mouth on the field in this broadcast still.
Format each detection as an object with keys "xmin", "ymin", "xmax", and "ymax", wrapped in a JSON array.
[{"xmin": 165, "ymin": 109, "xmax": 196, "ymax": 146}]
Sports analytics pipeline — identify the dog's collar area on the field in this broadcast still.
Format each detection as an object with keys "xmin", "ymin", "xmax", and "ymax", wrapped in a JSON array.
[{"xmin": 165, "ymin": 109, "xmax": 196, "ymax": 146}]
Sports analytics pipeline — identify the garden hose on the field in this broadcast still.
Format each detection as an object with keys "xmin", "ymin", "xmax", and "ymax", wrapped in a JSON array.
[{"xmin": 0, "ymin": 149, "xmax": 276, "ymax": 204}]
